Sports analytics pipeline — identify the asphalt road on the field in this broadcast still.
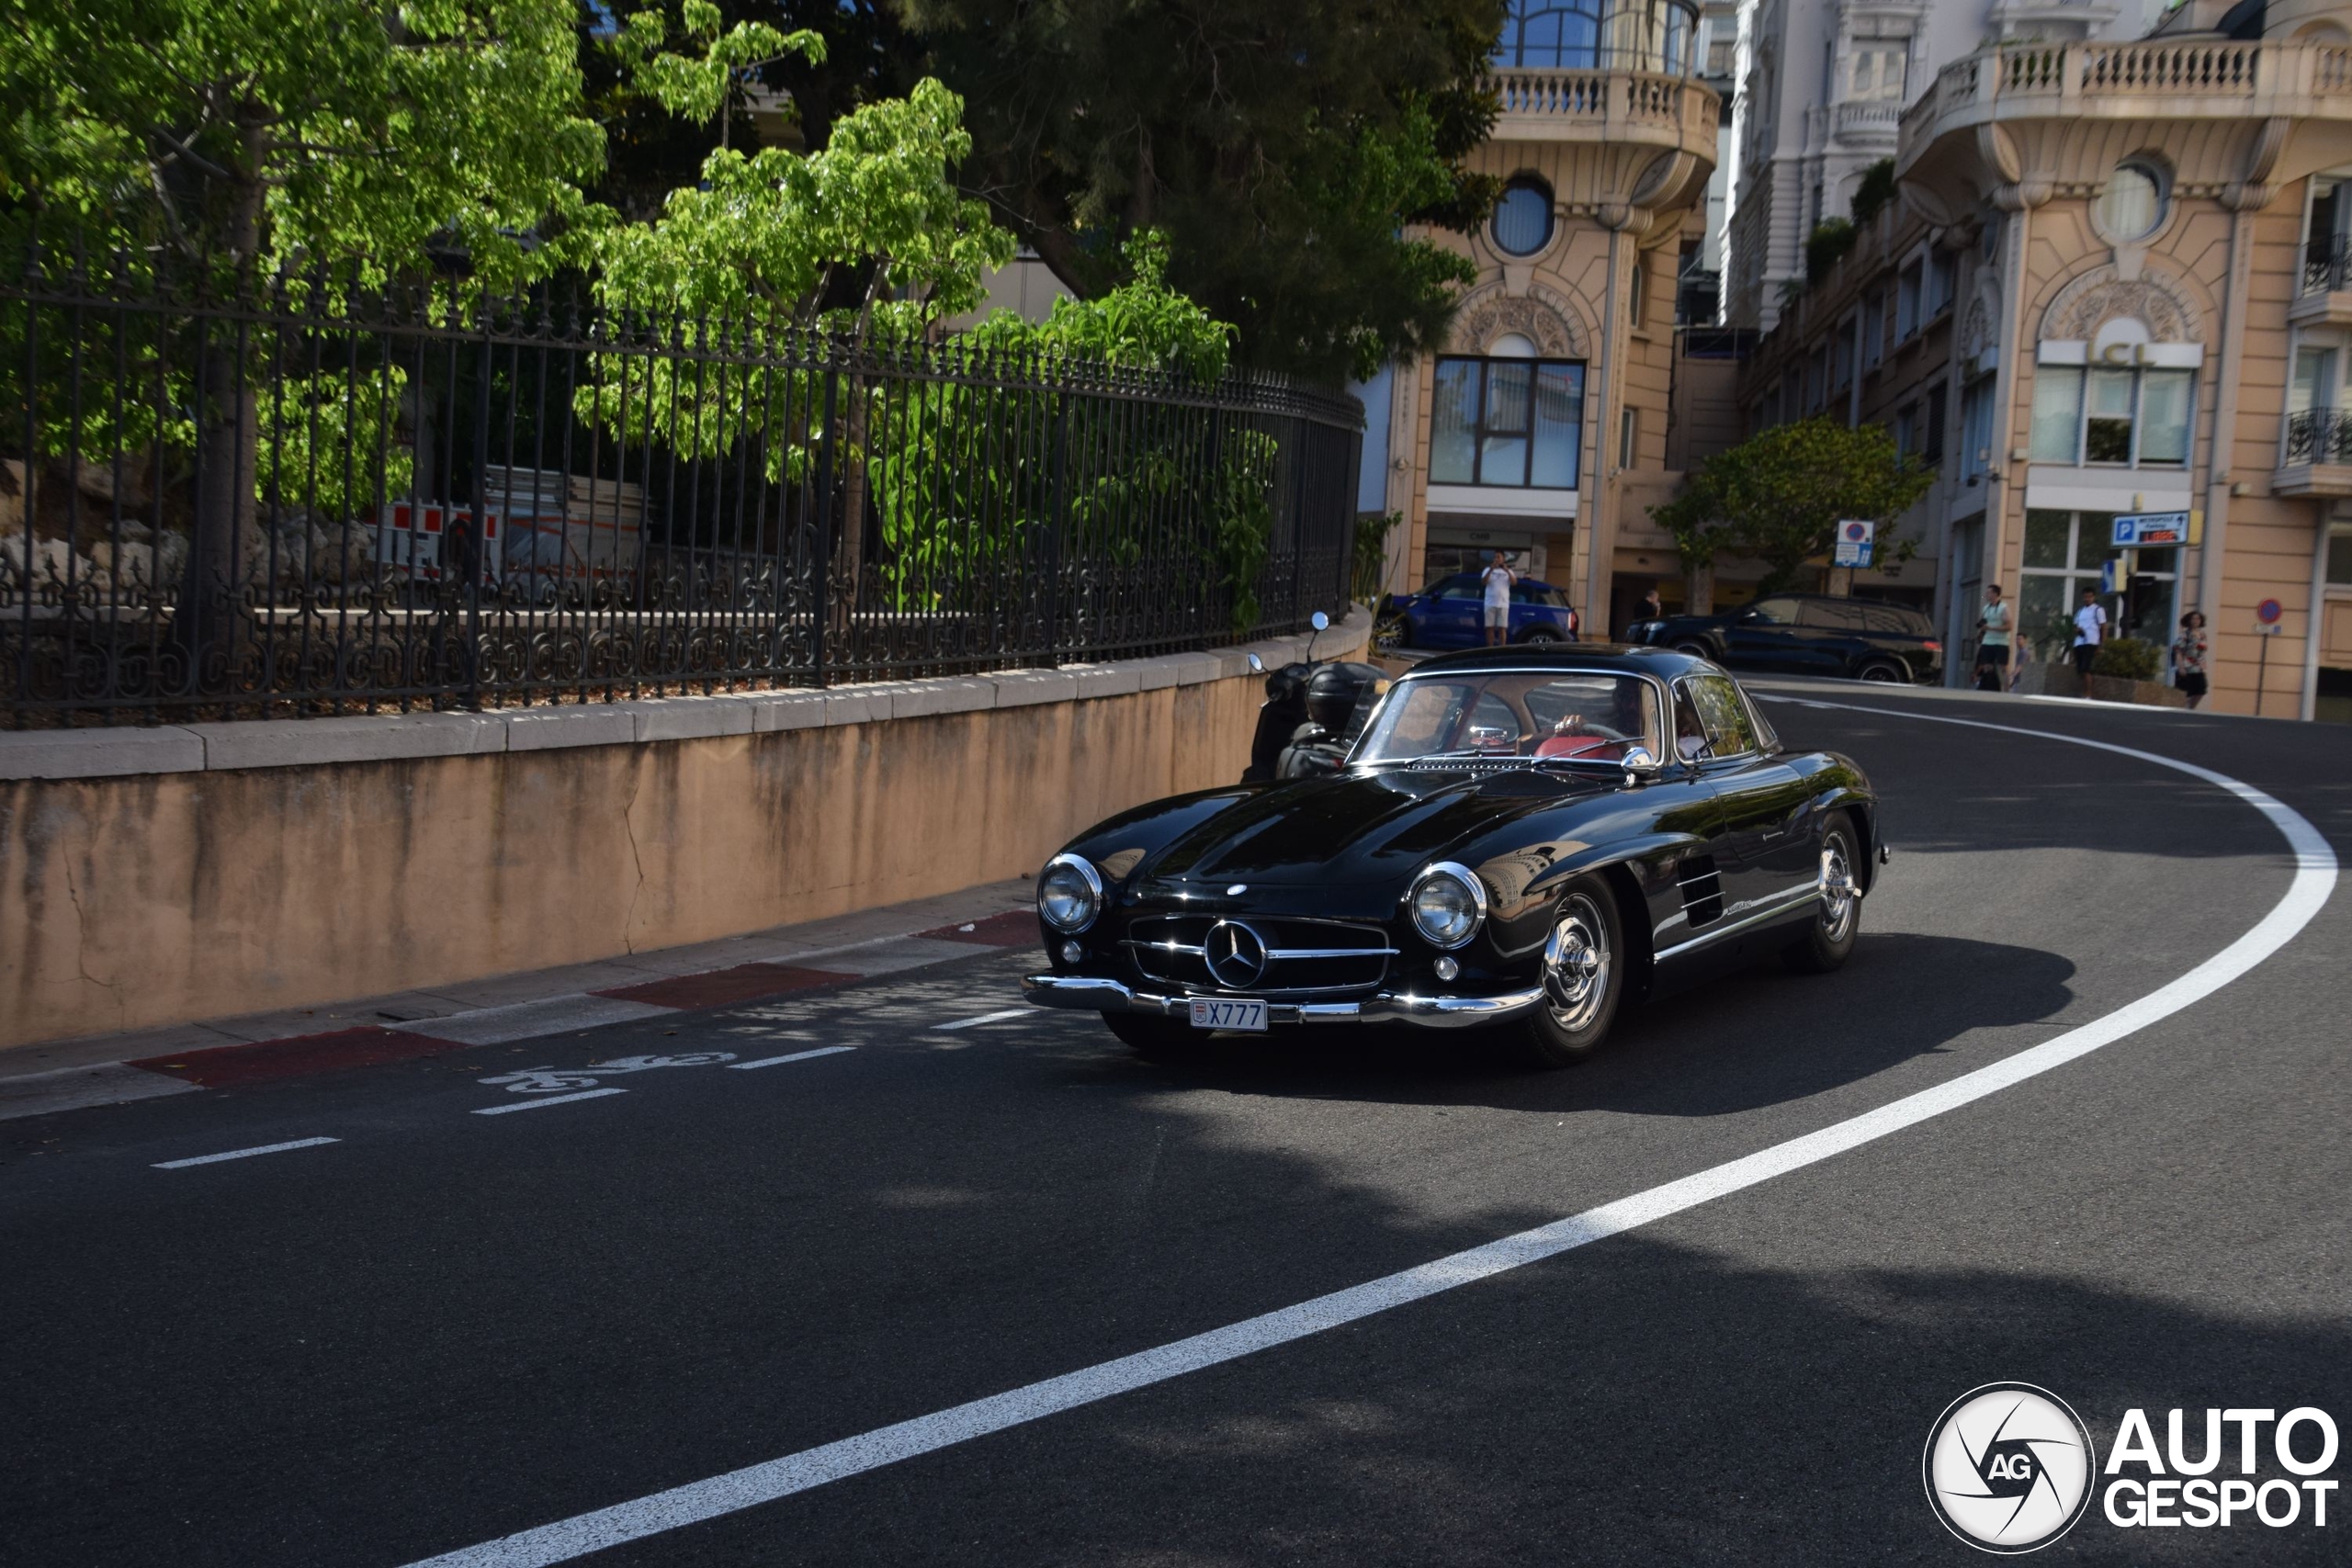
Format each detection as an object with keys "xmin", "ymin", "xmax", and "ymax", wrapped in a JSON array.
[{"xmin": 4, "ymin": 684, "xmax": 2348, "ymax": 1567}]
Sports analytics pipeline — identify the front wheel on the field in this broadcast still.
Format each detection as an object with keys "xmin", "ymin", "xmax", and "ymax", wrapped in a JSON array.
[
  {"xmin": 1855, "ymin": 660, "xmax": 1905, "ymax": 683},
  {"xmin": 1783, "ymin": 822, "xmax": 1862, "ymax": 973},
  {"xmin": 1519, "ymin": 877, "xmax": 1625, "ymax": 1068},
  {"xmin": 1105, "ymin": 1010, "xmax": 1198, "ymax": 1060}
]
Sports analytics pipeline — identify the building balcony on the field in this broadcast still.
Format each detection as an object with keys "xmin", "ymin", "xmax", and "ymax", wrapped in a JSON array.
[
  {"xmin": 1833, "ymin": 100, "xmax": 1901, "ymax": 146},
  {"xmin": 1899, "ymin": 38, "xmax": 2352, "ymax": 174},
  {"xmin": 1490, "ymin": 68, "xmax": 1721, "ymax": 155},
  {"xmin": 2292, "ymin": 237, "xmax": 2352, "ymax": 328},
  {"xmin": 2275, "ymin": 409, "xmax": 2352, "ymax": 498}
]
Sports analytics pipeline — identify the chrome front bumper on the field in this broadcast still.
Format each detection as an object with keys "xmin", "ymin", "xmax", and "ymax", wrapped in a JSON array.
[{"xmin": 1022, "ymin": 973, "xmax": 1544, "ymax": 1029}]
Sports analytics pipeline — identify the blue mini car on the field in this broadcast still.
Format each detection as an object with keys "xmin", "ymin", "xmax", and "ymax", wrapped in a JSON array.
[{"xmin": 1375, "ymin": 573, "xmax": 1580, "ymax": 651}]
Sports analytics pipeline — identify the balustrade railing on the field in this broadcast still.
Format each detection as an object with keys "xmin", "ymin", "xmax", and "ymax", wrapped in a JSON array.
[{"xmin": 2283, "ymin": 408, "xmax": 2352, "ymax": 467}]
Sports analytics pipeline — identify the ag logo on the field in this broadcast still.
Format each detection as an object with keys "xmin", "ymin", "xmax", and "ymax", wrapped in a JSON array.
[{"xmin": 1924, "ymin": 1383, "xmax": 2097, "ymax": 1553}]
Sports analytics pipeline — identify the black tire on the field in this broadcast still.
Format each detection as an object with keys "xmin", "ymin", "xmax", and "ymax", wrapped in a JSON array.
[
  {"xmin": 1519, "ymin": 875, "xmax": 1625, "ymax": 1068},
  {"xmin": 1373, "ymin": 612, "xmax": 1408, "ymax": 654},
  {"xmin": 1855, "ymin": 660, "xmax": 1905, "ymax": 683},
  {"xmin": 1105, "ymin": 1010, "xmax": 1197, "ymax": 1059},
  {"xmin": 1783, "ymin": 821, "xmax": 1862, "ymax": 973},
  {"xmin": 1672, "ymin": 639, "xmax": 1713, "ymax": 661},
  {"xmin": 1518, "ymin": 626, "xmax": 1563, "ymax": 646}
]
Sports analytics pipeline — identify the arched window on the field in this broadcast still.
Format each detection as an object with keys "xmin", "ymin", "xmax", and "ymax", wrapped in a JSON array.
[
  {"xmin": 1500, "ymin": 2, "xmax": 1603, "ymax": 70},
  {"xmin": 1491, "ymin": 180, "xmax": 1555, "ymax": 256}
]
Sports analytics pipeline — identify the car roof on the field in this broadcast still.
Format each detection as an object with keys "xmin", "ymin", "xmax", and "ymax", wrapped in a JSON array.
[
  {"xmin": 1423, "ymin": 574, "xmax": 1564, "ymax": 591},
  {"xmin": 1401, "ymin": 643, "xmax": 1720, "ymax": 681}
]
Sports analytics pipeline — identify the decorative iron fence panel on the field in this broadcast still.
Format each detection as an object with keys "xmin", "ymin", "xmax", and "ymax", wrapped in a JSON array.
[{"xmin": 3, "ymin": 252, "xmax": 1360, "ymax": 726}]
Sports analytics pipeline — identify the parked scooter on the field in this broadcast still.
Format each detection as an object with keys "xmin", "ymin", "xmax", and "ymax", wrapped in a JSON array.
[{"xmin": 1241, "ymin": 611, "xmax": 1387, "ymax": 784}]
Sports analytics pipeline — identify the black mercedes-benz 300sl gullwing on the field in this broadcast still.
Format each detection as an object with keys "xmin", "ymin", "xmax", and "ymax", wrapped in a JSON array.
[{"xmin": 1022, "ymin": 646, "xmax": 1886, "ymax": 1067}]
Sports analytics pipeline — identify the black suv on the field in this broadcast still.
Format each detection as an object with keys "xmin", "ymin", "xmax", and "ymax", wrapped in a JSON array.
[{"xmin": 1624, "ymin": 593, "xmax": 1941, "ymax": 683}]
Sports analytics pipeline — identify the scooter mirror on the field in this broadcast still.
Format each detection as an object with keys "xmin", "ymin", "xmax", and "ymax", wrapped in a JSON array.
[
  {"xmin": 1310, "ymin": 610, "xmax": 1329, "ymax": 632},
  {"xmin": 1247, "ymin": 652, "xmax": 1265, "ymax": 673}
]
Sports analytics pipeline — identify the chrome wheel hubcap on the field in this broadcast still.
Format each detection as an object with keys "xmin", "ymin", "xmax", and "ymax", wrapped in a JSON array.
[
  {"xmin": 1818, "ymin": 840, "xmax": 1858, "ymax": 942},
  {"xmin": 1541, "ymin": 896, "xmax": 1611, "ymax": 1032}
]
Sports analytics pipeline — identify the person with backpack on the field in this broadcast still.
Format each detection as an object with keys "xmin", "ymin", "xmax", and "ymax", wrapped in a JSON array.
[
  {"xmin": 2071, "ymin": 587, "xmax": 2107, "ymax": 682},
  {"xmin": 1973, "ymin": 582, "xmax": 2014, "ymax": 693}
]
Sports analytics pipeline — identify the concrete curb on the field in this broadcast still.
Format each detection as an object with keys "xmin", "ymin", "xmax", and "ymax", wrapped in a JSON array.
[
  {"xmin": 0, "ymin": 882, "xmax": 1047, "ymax": 1122},
  {"xmin": 0, "ymin": 609, "xmax": 1371, "ymax": 781}
]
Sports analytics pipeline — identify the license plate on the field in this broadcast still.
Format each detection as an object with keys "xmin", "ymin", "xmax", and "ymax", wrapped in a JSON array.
[{"xmin": 1188, "ymin": 997, "xmax": 1268, "ymax": 1032}]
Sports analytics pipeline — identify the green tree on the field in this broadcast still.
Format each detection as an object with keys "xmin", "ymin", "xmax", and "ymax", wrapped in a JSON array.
[
  {"xmin": 891, "ymin": 0, "xmax": 1501, "ymax": 380},
  {"xmin": 1649, "ymin": 419, "xmax": 1933, "ymax": 598}
]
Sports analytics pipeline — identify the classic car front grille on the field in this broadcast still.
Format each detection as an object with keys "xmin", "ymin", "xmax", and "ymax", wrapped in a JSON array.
[
  {"xmin": 1125, "ymin": 915, "xmax": 1395, "ymax": 998},
  {"xmin": 1679, "ymin": 854, "xmax": 1724, "ymax": 928}
]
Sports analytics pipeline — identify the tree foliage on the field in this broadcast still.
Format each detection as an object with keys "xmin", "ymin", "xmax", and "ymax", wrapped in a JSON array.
[
  {"xmin": 1, "ymin": 0, "xmax": 605, "ymax": 288},
  {"xmin": 1649, "ymin": 419, "xmax": 1934, "ymax": 597},
  {"xmin": 891, "ymin": 0, "xmax": 1502, "ymax": 380}
]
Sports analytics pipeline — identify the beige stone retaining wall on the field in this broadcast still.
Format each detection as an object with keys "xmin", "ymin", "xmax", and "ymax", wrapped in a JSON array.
[{"xmin": 0, "ymin": 615, "xmax": 1365, "ymax": 1052}]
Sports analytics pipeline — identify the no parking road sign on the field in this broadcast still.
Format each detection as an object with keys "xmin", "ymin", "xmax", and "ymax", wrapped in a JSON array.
[{"xmin": 1833, "ymin": 518, "xmax": 1875, "ymax": 569}]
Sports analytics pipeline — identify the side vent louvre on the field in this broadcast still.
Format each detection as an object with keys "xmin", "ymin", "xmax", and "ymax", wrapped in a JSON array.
[{"xmin": 1679, "ymin": 855, "xmax": 1724, "ymax": 928}]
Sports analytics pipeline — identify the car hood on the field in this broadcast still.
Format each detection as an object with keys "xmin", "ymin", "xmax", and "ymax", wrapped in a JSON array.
[{"xmin": 1137, "ymin": 765, "xmax": 1615, "ymax": 887}]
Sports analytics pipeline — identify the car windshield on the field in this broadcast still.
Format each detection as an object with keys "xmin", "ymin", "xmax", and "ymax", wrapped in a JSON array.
[{"xmin": 1351, "ymin": 671, "xmax": 1664, "ymax": 766}]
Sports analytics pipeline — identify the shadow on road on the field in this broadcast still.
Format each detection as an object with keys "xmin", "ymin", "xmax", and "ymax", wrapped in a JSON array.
[{"xmin": 1069, "ymin": 932, "xmax": 2075, "ymax": 1120}]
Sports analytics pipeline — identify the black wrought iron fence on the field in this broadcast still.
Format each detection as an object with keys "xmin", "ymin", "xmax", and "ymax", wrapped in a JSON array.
[
  {"xmin": 3, "ymin": 246, "xmax": 1360, "ymax": 726},
  {"xmin": 2303, "ymin": 234, "xmax": 2352, "ymax": 295},
  {"xmin": 2284, "ymin": 406, "xmax": 2352, "ymax": 467}
]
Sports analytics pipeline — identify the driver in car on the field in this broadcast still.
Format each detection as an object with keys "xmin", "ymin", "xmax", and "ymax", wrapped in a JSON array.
[{"xmin": 1534, "ymin": 684, "xmax": 1647, "ymax": 761}]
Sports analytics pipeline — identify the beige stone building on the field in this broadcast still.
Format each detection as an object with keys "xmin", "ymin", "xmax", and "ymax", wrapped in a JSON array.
[
  {"xmin": 1727, "ymin": 0, "xmax": 2352, "ymax": 718},
  {"xmin": 1368, "ymin": 0, "xmax": 1728, "ymax": 637}
]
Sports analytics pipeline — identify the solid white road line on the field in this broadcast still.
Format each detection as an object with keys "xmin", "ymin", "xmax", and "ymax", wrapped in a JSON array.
[
  {"xmin": 931, "ymin": 1010, "xmax": 1028, "ymax": 1032},
  {"xmin": 727, "ymin": 1046, "xmax": 858, "ymax": 1070},
  {"xmin": 153, "ymin": 1136, "xmax": 340, "ymax": 1169},
  {"xmin": 470, "ymin": 1089, "xmax": 628, "ymax": 1115},
  {"xmin": 399, "ymin": 709, "xmax": 2336, "ymax": 1568}
]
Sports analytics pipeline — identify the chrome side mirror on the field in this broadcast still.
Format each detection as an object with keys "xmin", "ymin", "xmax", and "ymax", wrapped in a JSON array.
[
  {"xmin": 1310, "ymin": 610, "xmax": 1329, "ymax": 631},
  {"xmin": 1620, "ymin": 745, "xmax": 1659, "ymax": 784},
  {"xmin": 1247, "ymin": 652, "xmax": 1265, "ymax": 673}
]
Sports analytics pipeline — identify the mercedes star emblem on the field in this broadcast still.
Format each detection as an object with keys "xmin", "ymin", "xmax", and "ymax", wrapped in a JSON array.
[{"xmin": 1203, "ymin": 919, "xmax": 1269, "ymax": 989}]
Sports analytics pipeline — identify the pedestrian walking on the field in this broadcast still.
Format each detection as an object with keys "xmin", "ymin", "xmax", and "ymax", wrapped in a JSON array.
[
  {"xmin": 2070, "ymin": 587, "xmax": 2107, "ymax": 682},
  {"xmin": 1481, "ymin": 549, "xmax": 1516, "ymax": 648},
  {"xmin": 1973, "ymin": 582, "xmax": 2014, "ymax": 693},
  {"xmin": 2171, "ymin": 609, "xmax": 2209, "ymax": 709}
]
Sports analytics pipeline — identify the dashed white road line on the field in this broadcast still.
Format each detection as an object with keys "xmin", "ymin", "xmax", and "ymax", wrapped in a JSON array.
[
  {"xmin": 931, "ymin": 1010, "xmax": 1028, "ymax": 1032},
  {"xmin": 728, "ymin": 1046, "xmax": 858, "ymax": 1070},
  {"xmin": 470, "ymin": 1089, "xmax": 628, "ymax": 1115},
  {"xmin": 396, "ymin": 705, "xmax": 2336, "ymax": 1568},
  {"xmin": 153, "ymin": 1136, "xmax": 340, "ymax": 1169}
]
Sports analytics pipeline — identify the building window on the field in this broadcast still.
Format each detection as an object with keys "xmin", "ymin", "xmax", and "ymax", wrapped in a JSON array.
[
  {"xmin": 2095, "ymin": 160, "xmax": 2168, "ymax": 243},
  {"xmin": 1861, "ymin": 290, "xmax": 1884, "ymax": 368},
  {"xmin": 1430, "ymin": 355, "xmax": 1587, "ymax": 488},
  {"xmin": 1619, "ymin": 406, "xmax": 1640, "ymax": 469},
  {"xmin": 1497, "ymin": 1, "xmax": 1699, "ymax": 75},
  {"xmin": 1960, "ymin": 377, "xmax": 1995, "ymax": 481},
  {"xmin": 2021, "ymin": 509, "xmax": 2179, "ymax": 653},
  {"xmin": 2027, "ymin": 364, "xmax": 2194, "ymax": 467},
  {"xmin": 2290, "ymin": 344, "xmax": 2346, "ymax": 463},
  {"xmin": 1848, "ymin": 43, "xmax": 1908, "ymax": 102},
  {"xmin": 1893, "ymin": 403, "xmax": 1917, "ymax": 457},
  {"xmin": 1928, "ymin": 252, "xmax": 1956, "ymax": 317},
  {"xmin": 1492, "ymin": 179, "xmax": 1555, "ymax": 256},
  {"xmin": 2328, "ymin": 526, "xmax": 2352, "ymax": 585},
  {"xmin": 1921, "ymin": 383, "xmax": 1948, "ymax": 465},
  {"xmin": 1628, "ymin": 258, "xmax": 1647, "ymax": 327},
  {"xmin": 1895, "ymin": 260, "xmax": 1924, "ymax": 340},
  {"xmin": 1833, "ymin": 319, "xmax": 1856, "ymax": 389}
]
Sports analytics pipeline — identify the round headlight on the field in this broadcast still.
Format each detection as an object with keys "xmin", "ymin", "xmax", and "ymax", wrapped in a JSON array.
[
  {"xmin": 1409, "ymin": 862, "xmax": 1487, "ymax": 950},
  {"xmin": 1037, "ymin": 853, "xmax": 1103, "ymax": 933}
]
